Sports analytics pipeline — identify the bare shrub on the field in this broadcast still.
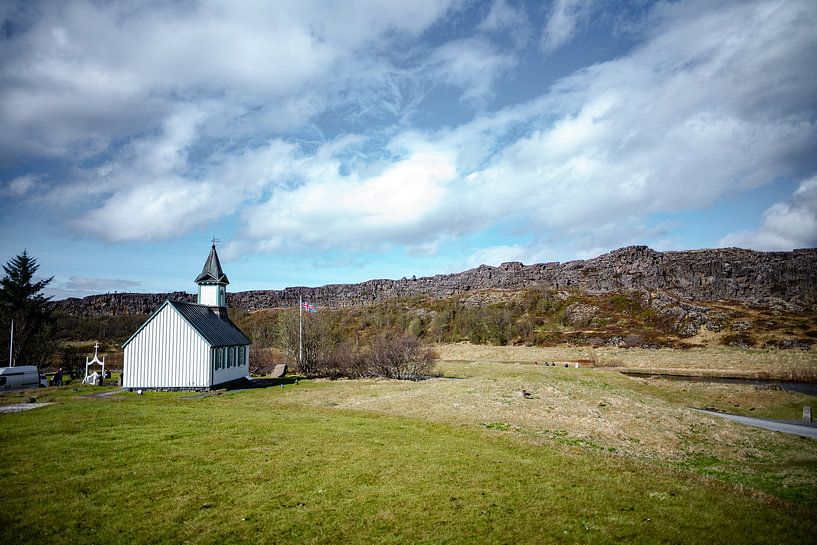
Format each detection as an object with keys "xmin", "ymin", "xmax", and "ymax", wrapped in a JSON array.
[
  {"xmin": 320, "ymin": 341, "xmax": 369, "ymax": 379},
  {"xmin": 583, "ymin": 350, "xmax": 623, "ymax": 368},
  {"xmin": 276, "ymin": 310, "xmax": 343, "ymax": 375},
  {"xmin": 249, "ymin": 347, "xmax": 284, "ymax": 376},
  {"xmin": 406, "ymin": 317, "xmax": 423, "ymax": 338},
  {"xmin": 366, "ymin": 332, "xmax": 437, "ymax": 380},
  {"xmin": 622, "ymin": 334, "xmax": 644, "ymax": 348},
  {"xmin": 756, "ymin": 366, "xmax": 817, "ymax": 382},
  {"xmin": 720, "ymin": 333, "xmax": 756, "ymax": 348}
]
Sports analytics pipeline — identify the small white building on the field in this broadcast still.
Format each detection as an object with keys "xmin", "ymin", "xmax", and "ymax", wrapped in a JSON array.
[{"xmin": 122, "ymin": 244, "xmax": 251, "ymax": 390}]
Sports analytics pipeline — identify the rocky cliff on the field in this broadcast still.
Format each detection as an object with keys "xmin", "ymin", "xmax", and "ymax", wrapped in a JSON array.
[{"xmin": 55, "ymin": 246, "xmax": 817, "ymax": 317}]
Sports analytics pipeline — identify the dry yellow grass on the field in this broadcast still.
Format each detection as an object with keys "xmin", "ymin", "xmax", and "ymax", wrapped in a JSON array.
[
  {"xmin": 263, "ymin": 342, "xmax": 817, "ymax": 504},
  {"xmin": 435, "ymin": 342, "xmax": 817, "ymax": 380},
  {"xmin": 284, "ymin": 364, "xmax": 803, "ymax": 460}
]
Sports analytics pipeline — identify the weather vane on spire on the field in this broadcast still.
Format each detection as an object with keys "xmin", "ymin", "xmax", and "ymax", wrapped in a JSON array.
[{"xmin": 211, "ymin": 236, "xmax": 221, "ymax": 246}]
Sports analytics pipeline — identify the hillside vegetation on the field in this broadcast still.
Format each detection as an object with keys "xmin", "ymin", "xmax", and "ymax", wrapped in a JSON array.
[
  {"xmin": 229, "ymin": 288, "xmax": 816, "ymax": 352},
  {"xmin": 48, "ymin": 289, "xmax": 816, "ymax": 379}
]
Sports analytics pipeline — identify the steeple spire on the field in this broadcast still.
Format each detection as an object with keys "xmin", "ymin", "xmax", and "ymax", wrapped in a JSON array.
[
  {"xmin": 195, "ymin": 243, "xmax": 229, "ymax": 285},
  {"xmin": 195, "ymin": 242, "xmax": 229, "ymax": 308}
]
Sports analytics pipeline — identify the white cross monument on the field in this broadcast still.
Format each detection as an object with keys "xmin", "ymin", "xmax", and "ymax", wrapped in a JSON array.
[{"xmin": 83, "ymin": 343, "xmax": 106, "ymax": 385}]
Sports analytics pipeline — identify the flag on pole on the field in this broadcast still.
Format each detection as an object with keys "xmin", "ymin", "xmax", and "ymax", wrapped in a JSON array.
[{"xmin": 302, "ymin": 301, "xmax": 317, "ymax": 313}]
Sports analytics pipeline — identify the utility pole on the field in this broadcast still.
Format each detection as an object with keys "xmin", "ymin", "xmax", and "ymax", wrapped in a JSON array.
[
  {"xmin": 298, "ymin": 295, "xmax": 303, "ymax": 369},
  {"xmin": 8, "ymin": 319, "xmax": 13, "ymax": 367}
]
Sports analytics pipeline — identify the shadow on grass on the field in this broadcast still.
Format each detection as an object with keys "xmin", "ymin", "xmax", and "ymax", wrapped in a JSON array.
[{"xmin": 222, "ymin": 376, "xmax": 303, "ymax": 390}]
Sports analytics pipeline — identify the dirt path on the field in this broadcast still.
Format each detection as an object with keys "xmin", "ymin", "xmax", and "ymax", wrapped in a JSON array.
[
  {"xmin": 81, "ymin": 388, "xmax": 126, "ymax": 399},
  {"xmin": 694, "ymin": 409, "xmax": 817, "ymax": 439},
  {"xmin": 0, "ymin": 403, "xmax": 55, "ymax": 414}
]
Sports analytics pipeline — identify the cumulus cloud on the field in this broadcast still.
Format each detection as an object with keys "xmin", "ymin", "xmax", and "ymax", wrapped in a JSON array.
[
  {"xmin": 464, "ymin": 219, "xmax": 673, "ymax": 268},
  {"xmin": 4, "ymin": 0, "xmax": 817, "ymax": 265},
  {"xmin": 0, "ymin": 0, "xmax": 461, "ymax": 159},
  {"xmin": 466, "ymin": 245, "xmax": 528, "ymax": 268},
  {"xmin": 242, "ymin": 150, "xmax": 458, "ymax": 249},
  {"xmin": 72, "ymin": 0, "xmax": 817, "ymax": 254},
  {"xmin": 379, "ymin": 0, "xmax": 815, "ymax": 257},
  {"xmin": 46, "ymin": 276, "xmax": 143, "ymax": 300},
  {"xmin": 719, "ymin": 177, "xmax": 817, "ymax": 250},
  {"xmin": 62, "ymin": 276, "xmax": 142, "ymax": 292},
  {"xmin": 73, "ymin": 179, "xmax": 229, "ymax": 242},
  {"xmin": 442, "ymin": 0, "xmax": 817, "ymax": 237}
]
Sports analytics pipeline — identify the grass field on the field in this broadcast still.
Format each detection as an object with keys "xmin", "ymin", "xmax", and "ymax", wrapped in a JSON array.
[
  {"xmin": 1, "ymin": 343, "xmax": 816, "ymax": 544},
  {"xmin": 436, "ymin": 342, "xmax": 817, "ymax": 380}
]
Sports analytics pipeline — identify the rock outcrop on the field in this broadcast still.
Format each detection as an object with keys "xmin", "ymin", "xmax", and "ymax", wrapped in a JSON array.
[{"xmin": 55, "ymin": 246, "xmax": 817, "ymax": 316}]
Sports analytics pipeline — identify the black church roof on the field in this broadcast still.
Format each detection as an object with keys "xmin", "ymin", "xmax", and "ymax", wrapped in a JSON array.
[
  {"xmin": 122, "ymin": 300, "xmax": 250, "ymax": 348},
  {"xmin": 168, "ymin": 301, "xmax": 249, "ymax": 347},
  {"xmin": 195, "ymin": 244, "xmax": 229, "ymax": 284}
]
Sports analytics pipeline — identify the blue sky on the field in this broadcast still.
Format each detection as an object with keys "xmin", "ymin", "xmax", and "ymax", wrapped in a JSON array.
[{"xmin": 1, "ymin": 0, "xmax": 816, "ymax": 299}]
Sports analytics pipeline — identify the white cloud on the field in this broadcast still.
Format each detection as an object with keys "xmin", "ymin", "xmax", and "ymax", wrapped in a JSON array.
[
  {"xmin": 62, "ymin": 276, "xmax": 142, "ymax": 292},
  {"xmin": 406, "ymin": 241, "xmax": 440, "ymax": 258},
  {"xmin": 466, "ymin": 245, "xmax": 528, "ymax": 268},
  {"xmin": 719, "ymin": 177, "xmax": 817, "ymax": 250},
  {"xmin": 455, "ymin": 0, "xmax": 817, "ymax": 234},
  {"xmin": 3, "ymin": 175, "xmax": 39, "ymax": 197},
  {"xmin": 463, "ymin": 218, "xmax": 672, "ymax": 269},
  {"xmin": 46, "ymin": 276, "xmax": 143, "ymax": 300},
  {"xmin": 429, "ymin": 38, "xmax": 517, "ymax": 104},
  {"xmin": 0, "ymin": 0, "xmax": 461, "ymax": 158},
  {"xmin": 80, "ymin": 0, "xmax": 815, "ymax": 255},
  {"xmin": 7, "ymin": 0, "xmax": 816, "ymax": 263},
  {"xmin": 242, "ymin": 150, "xmax": 458, "ymax": 249},
  {"xmin": 73, "ymin": 179, "xmax": 228, "ymax": 242},
  {"xmin": 479, "ymin": 0, "xmax": 529, "ymax": 44},
  {"xmin": 481, "ymin": 0, "xmax": 525, "ymax": 29},
  {"xmin": 541, "ymin": 0, "xmax": 592, "ymax": 54}
]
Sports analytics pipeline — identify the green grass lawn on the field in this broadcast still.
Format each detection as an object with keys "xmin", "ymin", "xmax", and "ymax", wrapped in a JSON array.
[{"xmin": 1, "ymin": 384, "xmax": 815, "ymax": 544}]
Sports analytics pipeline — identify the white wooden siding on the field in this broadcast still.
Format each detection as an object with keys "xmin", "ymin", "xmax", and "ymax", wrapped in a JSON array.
[
  {"xmin": 123, "ymin": 305, "xmax": 211, "ymax": 389},
  {"xmin": 199, "ymin": 285, "xmax": 219, "ymax": 306},
  {"xmin": 211, "ymin": 345, "xmax": 250, "ymax": 386}
]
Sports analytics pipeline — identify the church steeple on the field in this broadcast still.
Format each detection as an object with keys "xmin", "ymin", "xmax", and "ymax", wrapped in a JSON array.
[
  {"xmin": 195, "ymin": 243, "xmax": 229, "ymax": 285},
  {"xmin": 196, "ymin": 242, "xmax": 228, "ymax": 308}
]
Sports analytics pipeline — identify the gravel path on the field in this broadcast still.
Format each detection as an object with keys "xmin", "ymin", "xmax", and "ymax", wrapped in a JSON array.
[
  {"xmin": 694, "ymin": 409, "xmax": 817, "ymax": 439},
  {"xmin": 0, "ymin": 403, "xmax": 55, "ymax": 414},
  {"xmin": 82, "ymin": 388, "xmax": 126, "ymax": 399}
]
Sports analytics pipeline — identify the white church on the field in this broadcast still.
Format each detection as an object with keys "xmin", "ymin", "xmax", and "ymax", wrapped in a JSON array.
[{"xmin": 122, "ymin": 243, "xmax": 251, "ymax": 390}]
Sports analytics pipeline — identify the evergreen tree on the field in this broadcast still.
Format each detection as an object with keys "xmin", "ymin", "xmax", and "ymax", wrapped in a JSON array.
[
  {"xmin": 0, "ymin": 250, "xmax": 55, "ymax": 367},
  {"xmin": 60, "ymin": 344, "xmax": 85, "ymax": 379}
]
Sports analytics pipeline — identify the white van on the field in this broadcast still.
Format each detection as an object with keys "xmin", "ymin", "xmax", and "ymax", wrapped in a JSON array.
[{"xmin": 0, "ymin": 366, "xmax": 49, "ymax": 391}]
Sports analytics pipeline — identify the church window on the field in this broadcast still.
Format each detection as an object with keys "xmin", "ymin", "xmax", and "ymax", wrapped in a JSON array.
[{"xmin": 217, "ymin": 348, "xmax": 224, "ymax": 370}]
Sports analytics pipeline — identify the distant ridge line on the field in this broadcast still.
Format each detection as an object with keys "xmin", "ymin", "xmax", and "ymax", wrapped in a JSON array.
[{"xmin": 55, "ymin": 246, "xmax": 817, "ymax": 317}]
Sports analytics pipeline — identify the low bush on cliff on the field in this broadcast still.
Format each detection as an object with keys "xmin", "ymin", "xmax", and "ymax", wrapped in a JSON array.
[
  {"xmin": 228, "ymin": 290, "xmax": 745, "ymax": 355},
  {"xmin": 720, "ymin": 332, "xmax": 757, "ymax": 348},
  {"xmin": 53, "ymin": 287, "xmax": 817, "ymax": 366}
]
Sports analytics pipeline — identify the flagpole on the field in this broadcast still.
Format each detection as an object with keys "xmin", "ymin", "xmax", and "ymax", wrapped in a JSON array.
[
  {"xmin": 8, "ymin": 319, "xmax": 13, "ymax": 367},
  {"xmin": 298, "ymin": 295, "xmax": 303, "ymax": 369}
]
